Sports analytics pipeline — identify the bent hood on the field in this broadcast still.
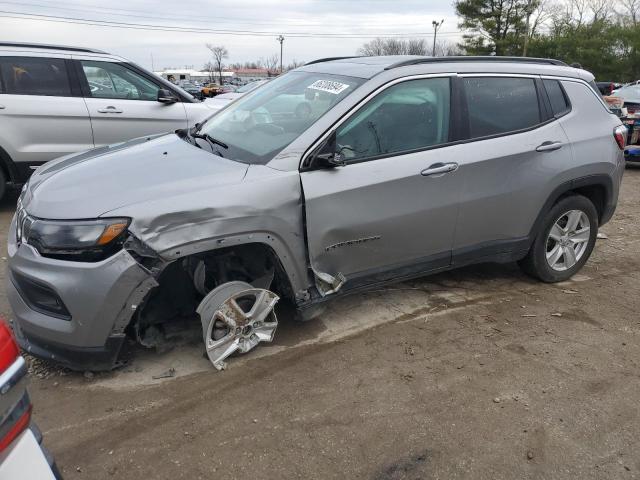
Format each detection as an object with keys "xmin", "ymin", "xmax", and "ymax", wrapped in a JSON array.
[{"xmin": 22, "ymin": 134, "xmax": 248, "ymax": 219}]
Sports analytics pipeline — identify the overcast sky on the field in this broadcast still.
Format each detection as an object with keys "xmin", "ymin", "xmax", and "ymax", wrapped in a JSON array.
[{"xmin": 0, "ymin": 0, "xmax": 462, "ymax": 70}]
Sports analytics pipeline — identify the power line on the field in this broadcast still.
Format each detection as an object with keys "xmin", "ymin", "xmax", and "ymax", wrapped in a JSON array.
[
  {"xmin": 0, "ymin": 0, "xmax": 421, "ymax": 29},
  {"xmin": 0, "ymin": 10, "xmax": 465, "ymax": 39}
]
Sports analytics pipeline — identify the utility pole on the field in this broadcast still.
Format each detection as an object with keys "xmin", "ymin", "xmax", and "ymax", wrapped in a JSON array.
[
  {"xmin": 432, "ymin": 19, "xmax": 444, "ymax": 57},
  {"xmin": 150, "ymin": 52, "xmax": 155, "ymax": 72},
  {"xmin": 523, "ymin": 0, "xmax": 533, "ymax": 57},
  {"xmin": 277, "ymin": 35, "xmax": 285, "ymax": 74}
]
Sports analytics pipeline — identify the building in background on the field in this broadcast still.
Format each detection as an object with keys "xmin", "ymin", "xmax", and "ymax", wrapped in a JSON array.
[
  {"xmin": 154, "ymin": 68, "xmax": 235, "ymax": 83},
  {"xmin": 154, "ymin": 67, "xmax": 275, "ymax": 84}
]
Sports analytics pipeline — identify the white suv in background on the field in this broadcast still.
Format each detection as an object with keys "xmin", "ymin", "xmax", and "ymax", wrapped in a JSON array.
[{"xmin": 0, "ymin": 42, "xmax": 217, "ymax": 200}]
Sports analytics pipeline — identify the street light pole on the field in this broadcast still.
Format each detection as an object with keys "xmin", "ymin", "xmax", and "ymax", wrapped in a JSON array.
[
  {"xmin": 277, "ymin": 35, "xmax": 285, "ymax": 73},
  {"xmin": 432, "ymin": 19, "xmax": 444, "ymax": 57},
  {"xmin": 523, "ymin": 0, "xmax": 533, "ymax": 56}
]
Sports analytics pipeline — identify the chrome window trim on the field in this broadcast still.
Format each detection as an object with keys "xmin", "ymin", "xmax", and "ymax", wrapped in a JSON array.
[
  {"xmin": 457, "ymin": 73, "xmax": 538, "ymax": 78},
  {"xmin": 541, "ymin": 75, "xmax": 612, "ymax": 112}
]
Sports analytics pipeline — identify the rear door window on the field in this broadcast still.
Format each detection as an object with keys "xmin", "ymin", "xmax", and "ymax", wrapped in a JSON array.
[
  {"xmin": 0, "ymin": 56, "xmax": 71, "ymax": 96},
  {"xmin": 463, "ymin": 77, "xmax": 541, "ymax": 138},
  {"xmin": 543, "ymin": 79, "xmax": 571, "ymax": 117}
]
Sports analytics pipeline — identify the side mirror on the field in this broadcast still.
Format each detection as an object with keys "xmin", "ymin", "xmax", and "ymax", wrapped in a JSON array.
[
  {"xmin": 157, "ymin": 89, "xmax": 178, "ymax": 104},
  {"xmin": 311, "ymin": 131, "xmax": 346, "ymax": 169}
]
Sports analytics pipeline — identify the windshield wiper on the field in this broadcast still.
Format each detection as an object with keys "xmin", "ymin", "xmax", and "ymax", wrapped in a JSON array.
[{"xmin": 192, "ymin": 132, "xmax": 228, "ymax": 150}]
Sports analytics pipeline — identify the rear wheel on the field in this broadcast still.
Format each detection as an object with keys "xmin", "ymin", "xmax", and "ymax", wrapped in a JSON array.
[{"xmin": 519, "ymin": 195, "xmax": 598, "ymax": 282}]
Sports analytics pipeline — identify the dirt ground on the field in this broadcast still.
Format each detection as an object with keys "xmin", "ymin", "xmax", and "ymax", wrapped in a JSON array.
[{"xmin": 2, "ymin": 169, "xmax": 639, "ymax": 480}]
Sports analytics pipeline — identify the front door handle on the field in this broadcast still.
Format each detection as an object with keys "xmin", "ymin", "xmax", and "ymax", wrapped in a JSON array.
[
  {"xmin": 97, "ymin": 106, "xmax": 123, "ymax": 114},
  {"xmin": 536, "ymin": 141, "xmax": 565, "ymax": 152},
  {"xmin": 0, "ymin": 105, "xmax": 5, "ymax": 109},
  {"xmin": 421, "ymin": 162, "xmax": 458, "ymax": 176}
]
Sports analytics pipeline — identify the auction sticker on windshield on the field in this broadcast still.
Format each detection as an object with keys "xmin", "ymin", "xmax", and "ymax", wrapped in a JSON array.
[{"xmin": 308, "ymin": 80, "xmax": 350, "ymax": 95}]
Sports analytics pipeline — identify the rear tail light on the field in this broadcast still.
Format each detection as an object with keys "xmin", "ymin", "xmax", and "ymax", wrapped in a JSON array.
[
  {"xmin": 614, "ymin": 125, "xmax": 627, "ymax": 150},
  {"xmin": 0, "ymin": 320, "xmax": 31, "ymax": 454},
  {"xmin": 0, "ymin": 402, "xmax": 31, "ymax": 454},
  {"xmin": 0, "ymin": 321, "xmax": 19, "ymax": 372}
]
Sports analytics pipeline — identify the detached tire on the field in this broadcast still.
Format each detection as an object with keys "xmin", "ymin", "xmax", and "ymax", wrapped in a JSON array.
[{"xmin": 519, "ymin": 195, "xmax": 598, "ymax": 283}]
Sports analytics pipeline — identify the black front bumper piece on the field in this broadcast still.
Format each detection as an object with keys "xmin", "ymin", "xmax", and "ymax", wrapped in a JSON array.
[{"xmin": 13, "ymin": 323, "xmax": 125, "ymax": 371}]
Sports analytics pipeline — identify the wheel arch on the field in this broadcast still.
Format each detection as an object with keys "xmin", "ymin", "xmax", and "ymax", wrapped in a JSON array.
[
  {"xmin": 156, "ymin": 232, "xmax": 311, "ymax": 302},
  {"xmin": 529, "ymin": 174, "xmax": 614, "ymax": 243},
  {"xmin": 126, "ymin": 237, "xmax": 308, "ymax": 348},
  {"xmin": 0, "ymin": 144, "xmax": 19, "ymax": 184}
]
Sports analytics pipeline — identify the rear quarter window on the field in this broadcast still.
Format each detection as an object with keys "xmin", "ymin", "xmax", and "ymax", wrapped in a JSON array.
[
  {"xmin": 0, "ymin": 56, "xmax": 71, "ymax": 97},
  {"xmin": 463, "ymin": 77, "xmax": 541, "ymax": 138},
  {"xmin": 543, "ymin": 79, "xmax": 571, "ymax": 117}
]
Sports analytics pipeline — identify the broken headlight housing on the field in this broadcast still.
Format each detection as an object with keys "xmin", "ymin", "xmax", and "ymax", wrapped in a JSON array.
[{"xmin": 18, "ymin": 215, "xmax": 130, "ymax": 262}]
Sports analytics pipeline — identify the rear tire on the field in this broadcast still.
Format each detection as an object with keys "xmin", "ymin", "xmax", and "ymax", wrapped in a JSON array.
[{"xmin": 519, "ymin": 195, "xmax": 598, "ymax": 283}]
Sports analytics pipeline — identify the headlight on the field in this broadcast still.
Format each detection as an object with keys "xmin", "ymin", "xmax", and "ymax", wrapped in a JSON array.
[{"xmin": 20, "ymin": 217, "xmax": 130, "ymax": 261}]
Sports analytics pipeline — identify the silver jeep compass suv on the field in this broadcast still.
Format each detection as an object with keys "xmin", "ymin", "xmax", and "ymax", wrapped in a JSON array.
[{"xmin": 7, "ymin": 56, "xmax": 625, "ymax": 371}]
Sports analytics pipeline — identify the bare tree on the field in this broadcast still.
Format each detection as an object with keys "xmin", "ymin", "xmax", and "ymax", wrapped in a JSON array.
[
  {"xmin": 383, "ymin": 38, "xmax": 406, "ymax": 55},
  {"xmin": 205, "ymin": 44, "xmax": 228, "ymax": 84},
  {"xmin": 357, "ymin": 38, "xmax": 386, "ymax": 56},
  {"xmin": 619, "ymin": 0, "xmax": 640, "ymax": 24},
  {"xmin": 357, "ymin": 37, "xmax": 428, "ymax": 56},
  {"xmin": 434, "ymin": 39, "xmax": 463, "ymax": 56},
  {"xmin": 285, "ymin": 59, "xmax": 305, "ymax": 71},
  {"xmin": 588, "ymin": 0, "xmax": 609, "ymax": 21},
  {"xmin": 406, "ymin": 38, "xmax": 428, "ymax": 55},
  {"xmin": 202, "ymin": 61, "xmax": 217, "ymax": 82},
  {"xmin": 263, "ymin": 54, "xmax": 280, "ymax": 74},
  {"xmin": 528, "ymin": 0, "xmax": 554, "ymax": 36}
]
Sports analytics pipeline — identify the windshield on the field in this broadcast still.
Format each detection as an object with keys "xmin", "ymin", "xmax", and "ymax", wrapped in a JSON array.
[
  {"xmin": 199, "ymin": 71, "xmax": 364, "ymax": 164},
  {"xmin": 237, "ymin": 80, "xmax": 268, "ymax": 93}
]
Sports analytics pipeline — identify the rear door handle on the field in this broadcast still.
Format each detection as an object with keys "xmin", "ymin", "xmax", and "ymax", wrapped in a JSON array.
[
  {"xmin": 421, "ymin": 162, "xmax": 458, "ymax": 176},
  {"xmin": 536, "ymin": 141, "xmax": 565, "ymax": 152},
  {"xmin": 97, "ymin": 106, "xmax": 123, "ymax": 113}
]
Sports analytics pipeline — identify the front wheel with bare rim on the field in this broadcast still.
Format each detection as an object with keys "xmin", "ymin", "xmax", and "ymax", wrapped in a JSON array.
[{"xmin": 519, "ymin": 195, "xmax": 598, "ymax": 283}]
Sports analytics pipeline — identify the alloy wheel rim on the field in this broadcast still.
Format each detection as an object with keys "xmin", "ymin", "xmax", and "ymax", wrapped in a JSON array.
[{"xmin": 545, "ymin": 209, "xmax": 591, "ymax": 272}]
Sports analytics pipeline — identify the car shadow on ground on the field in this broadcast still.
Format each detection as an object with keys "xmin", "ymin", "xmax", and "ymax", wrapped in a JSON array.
[{"xmin": 31, "ymin": 260, "xmax": 540, "ymax": 390}]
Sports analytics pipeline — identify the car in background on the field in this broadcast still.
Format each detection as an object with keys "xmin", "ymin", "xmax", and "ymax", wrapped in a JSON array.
[
  {"xmin": 177, "ymin": 81, "xmax": 204, "ymax": 100},
  {"xmin": 0, "ymin": 321, "xmax": 59, "ymax": 479},
  {"xmin": 218, "ymin": 84, "xmax": 238, "ymax": 95},
  {"xmin": 0, "ymin": 42, "xmax": 218, "ymax": 200},
  {"xmin": 596, "ymin": 81, "xmax": 623, "ymax": 96},
  {"xmin": 611, "ymin": 83, "xmax": 640, "ymax": 114},
  {"xmin": 205, "ymin": 79, "xmax": 270, "ymax": 110},
  {"xmin": 201, "ymin": 82, "xmax": 222, "ymax": 97}
]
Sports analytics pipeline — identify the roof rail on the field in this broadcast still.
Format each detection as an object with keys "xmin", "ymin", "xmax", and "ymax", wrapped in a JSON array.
[
  {"xmin": 385, "ymin": 56, "xmax": 568, "ymax": 70},
  {"xmin": 305, "ymin": 56, "xmax": 361, "ymax": 66},
  {"xmin": 0, "ymin": 42, "xmax": 107, "ymax": 54}
]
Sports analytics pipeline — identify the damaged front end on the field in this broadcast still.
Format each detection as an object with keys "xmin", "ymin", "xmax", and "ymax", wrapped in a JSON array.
[{"xmin": 118, "ymin": 236, "xmax": 286, "ymax": 370}]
